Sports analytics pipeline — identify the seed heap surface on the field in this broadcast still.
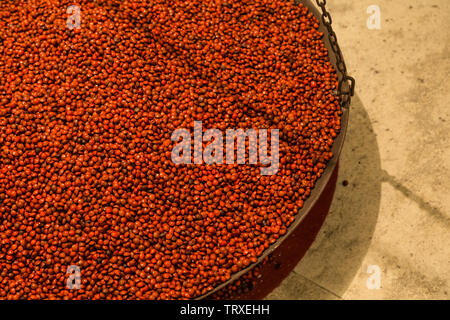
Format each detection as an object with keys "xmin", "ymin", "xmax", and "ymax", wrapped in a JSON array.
[{"xmin": 0, "ymin": 0, "xmax": 341, "ymax": 299}]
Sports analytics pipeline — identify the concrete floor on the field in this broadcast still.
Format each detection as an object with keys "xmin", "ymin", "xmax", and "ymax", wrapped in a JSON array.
[{"xmin": 268, "ymin": 0, "xmax": 450, "ymax": 300}]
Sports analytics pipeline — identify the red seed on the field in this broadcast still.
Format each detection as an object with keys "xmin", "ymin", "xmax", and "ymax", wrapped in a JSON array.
[{"xmin": 0, "ymin": 0, "xmax": 340, "ymax": 300}]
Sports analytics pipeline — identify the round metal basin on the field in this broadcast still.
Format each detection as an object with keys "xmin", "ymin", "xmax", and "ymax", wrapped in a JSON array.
[{"xmin": 198, "ymin": 0, "xmax": 352, "ymax": 299}]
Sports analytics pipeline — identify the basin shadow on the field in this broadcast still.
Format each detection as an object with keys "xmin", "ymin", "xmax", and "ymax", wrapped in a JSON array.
[
  {"xmin": 265, "ymin": 94, "xmax": 382, "ymax": 299},
  {"xmin": 209, "ymin": 94, "xmax": 382, "ymax": 299}
]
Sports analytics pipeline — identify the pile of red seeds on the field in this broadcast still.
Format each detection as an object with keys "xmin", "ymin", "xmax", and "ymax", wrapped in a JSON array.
[{"xmin": 0, "ymin": 0, "xmax": 341, "ymax": 299}]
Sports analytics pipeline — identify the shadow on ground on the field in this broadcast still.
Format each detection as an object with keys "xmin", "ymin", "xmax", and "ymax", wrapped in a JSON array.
[{"xmin": 267, "ymin": 94, "xmax": 383, "ymax": 299}]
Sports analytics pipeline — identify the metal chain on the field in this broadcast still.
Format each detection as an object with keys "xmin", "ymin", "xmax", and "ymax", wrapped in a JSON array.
[{"xmin": 315, "ymin": 0, "xmax": 355, "ymax": 107}]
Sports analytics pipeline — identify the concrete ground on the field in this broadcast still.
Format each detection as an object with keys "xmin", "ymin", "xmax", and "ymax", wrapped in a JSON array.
[{"xmin": 268, "ymin": 0, "xmax": 450, "ymax": 300}]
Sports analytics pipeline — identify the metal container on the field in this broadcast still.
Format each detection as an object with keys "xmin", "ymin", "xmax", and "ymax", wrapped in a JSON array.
[{"xmin": 198, "ymin": 0, "xmax": 354, "ymax": 299}]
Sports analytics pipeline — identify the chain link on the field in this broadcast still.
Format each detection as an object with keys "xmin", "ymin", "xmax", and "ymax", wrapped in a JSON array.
[{"xmin": 314, "ymin": 0, "xmax": 355, "ymax": 107}]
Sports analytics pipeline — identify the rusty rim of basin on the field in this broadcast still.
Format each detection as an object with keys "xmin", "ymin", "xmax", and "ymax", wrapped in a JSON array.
[{"xmin": 197, "ymin": 0, "xmax": 352, "ymax": 300}]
